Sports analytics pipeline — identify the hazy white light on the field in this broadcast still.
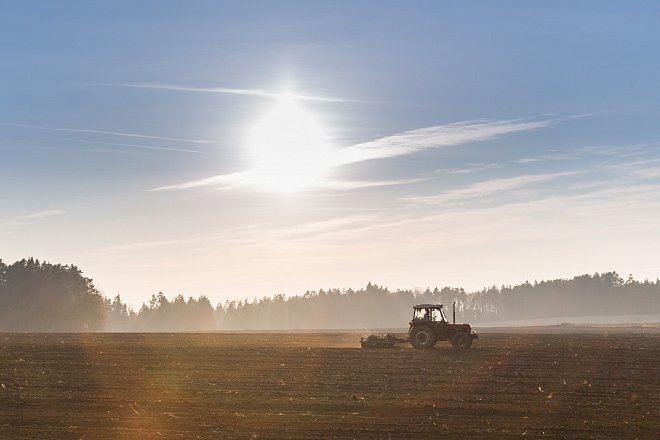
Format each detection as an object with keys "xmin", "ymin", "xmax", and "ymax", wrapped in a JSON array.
[{"xmin": 248, "ymin": 94, "xmax": 333, "ymax": 192}]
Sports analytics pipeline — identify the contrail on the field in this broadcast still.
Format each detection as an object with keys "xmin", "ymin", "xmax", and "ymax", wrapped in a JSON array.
[
  {"xmin": 0, "ymin": 122, "xmax": 212, "ymax": 144},
  {"xmin": 99, "ymin": 83, "xmax": 349, "ymax": 103},
  {"xmin": 77, "ymin": 139, "xmax": 204, "ymax": 154}
]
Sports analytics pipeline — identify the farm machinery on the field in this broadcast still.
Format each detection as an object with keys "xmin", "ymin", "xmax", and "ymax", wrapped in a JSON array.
[{"xmin": 360, "ymin": 303, "xmax": 478, "ymax": 350}]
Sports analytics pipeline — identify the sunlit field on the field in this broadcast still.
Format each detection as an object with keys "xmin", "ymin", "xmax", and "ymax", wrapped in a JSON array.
[{"xmin": 1, "ymin": 330, "xmax": 658, "ymax": 439}]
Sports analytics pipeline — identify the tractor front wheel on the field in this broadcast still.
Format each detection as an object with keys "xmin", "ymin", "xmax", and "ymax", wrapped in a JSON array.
[
  {"xmin": 451, "ymin": 332, "xmax": 472, "ymax": 349},
  {"xmin": 410, "ymin": 326, "xmax": 436, "ymax": 349}
]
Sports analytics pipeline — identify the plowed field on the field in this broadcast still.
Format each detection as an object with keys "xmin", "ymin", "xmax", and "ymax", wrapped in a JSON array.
[{"xmin": 1, "ymin": 332, "xmax": 659, "ymax": 439}]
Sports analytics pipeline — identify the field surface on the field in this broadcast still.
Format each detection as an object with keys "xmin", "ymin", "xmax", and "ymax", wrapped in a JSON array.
[{"xmin": 1, "ymin": 331, "xmax": 659, "ymax": 439}]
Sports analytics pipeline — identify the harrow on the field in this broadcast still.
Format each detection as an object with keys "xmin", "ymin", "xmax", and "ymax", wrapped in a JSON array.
[{"xmin": 359, "ymin": 333, "xmax": 409, "ymax": 348}]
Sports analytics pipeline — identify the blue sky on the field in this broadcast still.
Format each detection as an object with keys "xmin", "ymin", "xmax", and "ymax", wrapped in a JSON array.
[{"xmin": 2, "ymin": 2, "xmax": 660, "ymax": 305}]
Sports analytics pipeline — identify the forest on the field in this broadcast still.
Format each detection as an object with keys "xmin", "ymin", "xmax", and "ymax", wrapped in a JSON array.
[{"xmin": 1, "ymin": 258, "xmax": 659, "ymax": 332}]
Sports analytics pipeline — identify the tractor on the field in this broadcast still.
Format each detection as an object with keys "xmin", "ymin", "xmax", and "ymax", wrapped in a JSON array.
[
  {"xmin": 360, "ymin": 302, "xmax": 478, "ymax": 349},
  {"xmin": 408, "ymin": 303, "xmax": 478, "ymax": 349}
]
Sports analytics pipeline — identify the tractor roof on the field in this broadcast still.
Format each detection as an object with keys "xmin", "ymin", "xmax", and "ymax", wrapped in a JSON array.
[{"xmin": 413, "ymin": 304, "xmax": 443, "ymax": 309}]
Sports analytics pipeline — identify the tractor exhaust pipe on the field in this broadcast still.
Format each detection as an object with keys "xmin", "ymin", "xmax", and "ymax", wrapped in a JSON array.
[{"xmin": 453, "ymin": 302, "xmax": 456, "ymax": 324}]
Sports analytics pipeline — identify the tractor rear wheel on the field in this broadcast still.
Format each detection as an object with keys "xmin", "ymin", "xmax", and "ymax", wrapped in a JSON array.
[
  {"xmin": 451, "ymin": 332, "xmax": 472, "ymax": 349},
  {"xmin": 410, "ymin": 326, "xmax": 436, "ymax": 349}
]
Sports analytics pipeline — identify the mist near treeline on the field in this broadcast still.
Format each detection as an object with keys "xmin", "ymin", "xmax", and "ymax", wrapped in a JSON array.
[{"xmin": 1, "ymin": 258, "xmax": 658, "ymax": 332}]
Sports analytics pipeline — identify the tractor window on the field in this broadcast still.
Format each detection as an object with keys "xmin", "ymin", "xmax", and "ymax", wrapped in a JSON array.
[
  {"xmin": 413, "ymin": 309, "xmax": 430, "ymax": 320},
  {"xmin": 413, "ymin": 308, "xmax": 446, "ymax": 322},
  {"xmin": 429, "ymin": 309, "xmax": 441, "ymax": 322}
]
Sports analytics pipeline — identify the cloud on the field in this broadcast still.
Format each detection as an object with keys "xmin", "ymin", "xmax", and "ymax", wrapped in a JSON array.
[
  {"xmin": 149, "ymin": 171, "xmax": 426, "ymax": 192},
  {"xmin": 274, "ymin": 178, "xmax": 660, "ymax": 252},
  {"xmin": 447, "ymin": 162, "xmax": 504, "ymax": 174},
  {"xmin": 23, "ymin": 210, "xmax": 66, "ymax": 219},
  {"xmin": 516, "ymin": 157, "xmax": 544, "ymax": 164},
  {"xmin": 94, "ymin": 214, "xmax": 380, "ymax": 260},
  {"xmin": 319, "ymin": 178, "xmax": 427, "ymax": 190},
  {"xmin": 332, "ymin": 119, "xmax": 553, "ymax": 166},
  {"xmin": 630, "ymin": 168, "xmax": 660, "ymax": 179},
  {"xmin": 405, "ymin": 171, "xmax": 577, "ymax": 205},
  {"xmin": 98, "ymin": 234, "xmax": 225, "ymax": 255},
  {"xmin": 100, "ymin": 83, "xmax": 348, "ymax": 103},
  {"xmin": 603, "ymin": 157, "xmax": 660, "ymax": 180},
  {"xmin": 150, "ymin": 170, "xmax": 256, "ymax": 191},
  {"xmin": 579, "ymin": 143, "xmax": 649, "ymax": 158},
  {"xmin": 152, "ymin": 117, "xmax": 556, "ymax": 192},
  {"xmin": 0, "ymin": 210, "xmax": 66, "ymax": 229},
  {"xmin": 265, "ymin": 215, "xmax": 379, "ymax": 241},
  {"xmin": 514, "ymin": 153, "xmax": 573, "ymax": 164},
  {"xmin": 116, "ymin": 176, "xmax": 660, "ymax": 257}
]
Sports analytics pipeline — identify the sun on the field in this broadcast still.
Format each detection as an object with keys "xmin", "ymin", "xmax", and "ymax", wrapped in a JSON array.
[{"xmin": 247, "ymin": 94, "xmax": 333, "ymax": 192}]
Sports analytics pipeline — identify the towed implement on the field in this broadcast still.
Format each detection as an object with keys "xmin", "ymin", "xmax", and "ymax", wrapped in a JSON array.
[
  {"xmin": 361, "ymin": 302, "xmax": 478, "ymax": 350},
  {"xmin": 360, "ymin": 333, "xmax": 408, "ymax": 348}
]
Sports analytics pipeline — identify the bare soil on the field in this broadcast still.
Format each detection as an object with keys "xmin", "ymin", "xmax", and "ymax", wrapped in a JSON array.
[{"xmin": 1, "ymin": 331, "xmax": 659, "ymax": 439}]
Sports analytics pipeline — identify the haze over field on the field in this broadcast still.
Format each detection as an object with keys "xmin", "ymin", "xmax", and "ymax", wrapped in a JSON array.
[{"xmin": 2, "ymin": 2, "xmax": 660, "ymax": 307}]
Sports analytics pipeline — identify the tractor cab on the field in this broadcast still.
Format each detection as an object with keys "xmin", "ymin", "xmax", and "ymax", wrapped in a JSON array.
[{"xmin": 412, "ymin": 304, "xmax": 447, "ymax": 323}]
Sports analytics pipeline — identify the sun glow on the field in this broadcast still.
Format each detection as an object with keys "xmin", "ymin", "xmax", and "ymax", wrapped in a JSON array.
[{"xmin": 247, "ymin": 94, "xmax": 334, "ymax": 192}]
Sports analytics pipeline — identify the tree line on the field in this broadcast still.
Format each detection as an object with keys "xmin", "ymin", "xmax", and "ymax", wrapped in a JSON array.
[{"xmin": 1, "ymin": 258, "xmax": 659, "ymax": 332}]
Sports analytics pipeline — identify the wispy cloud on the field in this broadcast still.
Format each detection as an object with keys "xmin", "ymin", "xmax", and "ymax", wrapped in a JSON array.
[
  {"xmin": 92, "ymin": 155, "xmax": 660, "ymax": 300},
  {"xmin": 447, "ymin": 162, "xmax": 504, "ymax": 174},
  {"xmin": 98, "ymin": 233, "xmax": 226, "ymax": 255},
  {"xmin": 0, "ymin": 122, "xmax": 211, "ymax": 144},
  {"xmin": 23, "ymin": 210, "xmax": 66, "ymax": 219},
  {"xmin": 365, "ymin": 181, "xmax": 660, "ymax": 252},
  {"xmin": 333, "ymin": 119, "xmax": 553, "ymax": 166},
  {"xmin": 579, "ymin": 143, "xmax": 649, "ymax": 157},
  {"xmin": 266, "ymin": 178, "xmax": 660, "ymax": 252},
  {"xmin": 630, "ymin": 168, "xmax": 660, "ymax": 179},
  {"xmin": 0, "ymin": 209, "xmax": 66, "ymax": 229},
  {"xmin": 109, "ymin": 178, "xmax": 660, "ymax": 257},
  {"xmin": 516, "ymin": 157, "xmax": 544, "ymax": 164},
  {"xmin": 320, "ymin": 178, "xmax": 427, "ymax": 190},
  {"xmin": 438, "ymin": 151, "xmax": 570, "ymax": 172},
  {"xmin": 603, "ymin": 157, "xmax": 660, "ymax": 180},
  {"xmin": 515, "ymin": 153, "xmax": 573, "ymax": 164},
  {"xmin": 94, "ymin": 214, "xmax": 381, "ymax": 259},
  {"xmin": 150, "ymin": 170, "xmax": 255, "ymax": 191},
  {"xmin": 405, "ymin": 171, "xmax": 577, "ymax": 205},
  {"xmin": 267, "ymin": 215, "xmax": 379, "ymax": 241},
  {"xmin": 152, "ymin": 117, "xmax": 556, "ymax": 192},
  {"xmin": 100, "ymin": 83, "xmax": 348, "ymax": 103}
]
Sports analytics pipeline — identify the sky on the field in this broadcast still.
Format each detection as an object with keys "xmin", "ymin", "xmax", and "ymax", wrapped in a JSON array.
[{"xmin": 2, "ymin": 1, "xmax": 660, "ymax": 307}]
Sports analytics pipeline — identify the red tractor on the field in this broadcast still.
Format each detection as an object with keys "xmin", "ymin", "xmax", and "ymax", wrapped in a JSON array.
[
  {"xmin": 408, "ymin": 303, "xmax": 478, "ymax": 349},
  {"xmin": 360, "ymin": 302, "xmax": 478, "ymax": 349}
]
